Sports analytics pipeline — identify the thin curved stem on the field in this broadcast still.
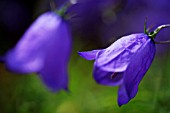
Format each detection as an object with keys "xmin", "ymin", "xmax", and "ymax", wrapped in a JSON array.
[
  {"xmin": 154, "ymin": 40, "xmax": 170, "ymax": 44},
  {"xmin": 149, "ymin": 24, "xmax": 170, "ymax": 39},
  {"xmin": 155, "ymin": 24, "xmax": 170, "ymax": 34}
]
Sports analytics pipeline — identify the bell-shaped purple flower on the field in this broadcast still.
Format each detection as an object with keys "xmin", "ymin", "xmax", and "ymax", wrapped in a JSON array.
[
  {"xmin": 3, "ymin": 12, "xmax": 71, "ymax": 92},
  {"xmin": 78, "ymin": 33, "xmax": 156, "ymax": 106}
]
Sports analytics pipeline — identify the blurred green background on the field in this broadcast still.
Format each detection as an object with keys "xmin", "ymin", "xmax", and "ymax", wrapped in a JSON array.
[{"xmin": 0, "ymin": 40, "xmax": 170, "ymax": 113}]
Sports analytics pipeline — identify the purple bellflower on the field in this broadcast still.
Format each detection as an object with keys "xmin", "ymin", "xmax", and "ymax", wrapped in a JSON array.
[
  {"xmin": 3, "ymin": 12, "xmax": 71, "ymax": 92},
  {"xmin": 78, "ymin": 23, "xmax": 170, "ymax": 106}
]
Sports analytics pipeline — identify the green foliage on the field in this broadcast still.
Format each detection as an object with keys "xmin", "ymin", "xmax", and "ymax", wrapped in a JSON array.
[{"xmin": 0, "ymin": 44, "xmax": 170, "ymax": 113}]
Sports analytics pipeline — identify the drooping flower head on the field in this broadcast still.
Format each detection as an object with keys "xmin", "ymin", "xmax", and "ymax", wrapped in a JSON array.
[
  {"xmin": 78, "ymin": 23, "xmax": 170, "ymax": 106},
  {"xmin": 3, "ymin": 11, "xmax": 72, "ymax": 92}
]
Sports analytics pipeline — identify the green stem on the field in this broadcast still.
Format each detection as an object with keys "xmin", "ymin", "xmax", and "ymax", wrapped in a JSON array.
[
  {"xmin": 148, "ymin": 24, "xmax": 170, "ymax": 39},
  {"xmin": 55, "ymin": 1, "xmax": 77, "ymax": 18}
]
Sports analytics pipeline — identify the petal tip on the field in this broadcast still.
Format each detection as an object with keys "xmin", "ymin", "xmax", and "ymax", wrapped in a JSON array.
[
  {"xmin": 78, "ymin": 50, "xmax": 100, "ymax": 60},
  {"xmin": 77, "ymin": 51, "xmax": 83, "ymax": 57},
  {"xmin": 47, "ymin": 85, "xmax": 68, "ymax": 93},
  {"xmin": 118, "ymin": 102, "xmax": 123, "ymax": 107},
  {"xmin": 78, "ymin": 51, "xmax": 93, "ymax": 60}
]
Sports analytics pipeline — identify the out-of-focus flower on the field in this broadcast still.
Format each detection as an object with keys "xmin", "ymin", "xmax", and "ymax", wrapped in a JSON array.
[
  {"xmin": 55, "ymin": 0, "xmax": 69, "ymax": 7},
  {"xmin": 79, "ymin": 33, "xmax": 156, "ymax": 106},
  {"xmin": 3, "ymin": 12, "xmax": 72, "ymax": 92},
  {"xmin": 67, "ymin": 0, "xmax": 122, "ymax": 45}
]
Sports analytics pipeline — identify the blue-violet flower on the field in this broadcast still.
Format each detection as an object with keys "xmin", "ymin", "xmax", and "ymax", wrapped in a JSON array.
[
  {"xmin": 4, "ymin": 12, "xmax": 71, "ymax": 92},
  {"xmin": 78, "ymin": 24, "xmax": 170, "ymax": 106}
]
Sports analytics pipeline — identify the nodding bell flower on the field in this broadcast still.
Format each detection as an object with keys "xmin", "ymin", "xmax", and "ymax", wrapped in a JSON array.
[
  {"xmin": 3, "ymin": 12, "xmax": 72, "ymax": 92},
  {"xmin": 78, "ymin": 23, "xmax": 170, "ymax": 106}
]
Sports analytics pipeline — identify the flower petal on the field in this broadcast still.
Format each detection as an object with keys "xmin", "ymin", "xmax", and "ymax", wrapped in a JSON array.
[
  {"xmin": 78, "ymin": 50, "xmax": 101, "ymax": 60},
  {"xmin": 38, "ymin": 20, "xmax": 71, "ymax": 92},
  {"xmin": 119, "ymin": 38, "xmax": 155, "ymax": 105},
  {"xmin": 95, "ymin": 33, "xmax": 149, "ymax": 72},
  {"xmin": 5, "ymin": 50, "xmax": 44, "ymax": 73},
  {"xmin": 93, "ymin": 65, "xmax": 123, "ymax": 86},
  {"xmin": 5, "ymin": 12, "xmax": 62, "ymax": 73},
  {"xmin": 118, "ymin": 84, "xmax": 129, "ymax": 106}
]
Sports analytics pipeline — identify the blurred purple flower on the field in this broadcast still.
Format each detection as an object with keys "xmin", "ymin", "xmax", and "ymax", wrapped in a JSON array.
[
  {"xmin": 79, "ymin": 33, "xmax": 155, "ymax": 106},
  {"xmin": 67, "ymin": 0, "xmax": 121, "ymax": 44},
  {"xmin": 55, "ymin": 0, "xmax": 69, "ymax": 7},
  {"xmin": 3, "ymin": 12, "xmax": 71, "ymax": 92}
]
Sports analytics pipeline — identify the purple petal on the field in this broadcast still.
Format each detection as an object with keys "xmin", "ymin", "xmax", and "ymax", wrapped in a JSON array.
[
  {"xmin": 38, "ymin": 20, "xmax": 71, "ymax": 92},
  {"xmin": 125, "ymin": 38, "xmax": 155, "ymax": 98},
  {"xmin": 5, "ymin": 49, "xmax": 43, "ymax": 73},
  {"xmin": 78, "ymin": 50, "xmax": 101, "ymax": 60},
  {"xmin": 5, "ymin": 12, "xmax": 62, "ymax": 74},
  {"xmin": 118, "ymin": 38, "xmax": 155, "ymax": 106},
  {"xmin": 93, "ymin": 65, "xmax": 123, "ymax": 86},
  {"xmin": 95, "ymin": 33, "xmax": 149, "ymax": 72},
  {"xmin": 118, "ymin": 84, "xmax": 129, "ymax": 106}
]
